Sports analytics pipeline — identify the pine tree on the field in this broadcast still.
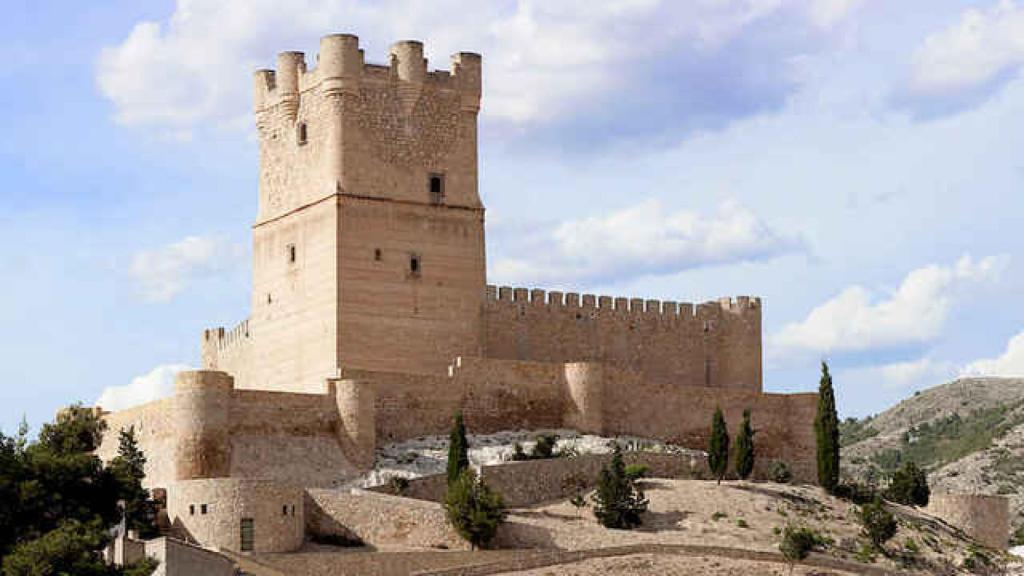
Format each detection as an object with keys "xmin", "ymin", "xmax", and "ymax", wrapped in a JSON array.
[
  {"xmin": 815, "ymin": 361, "xmax": 840, "ymax": 494},
  {"xmin": 447, "ymin": 411, "xmax": 469, "ymax": 486},
  {"xmin": 591, "ymin": 446, "xmax": 648, "ymax": 529},
  {"xmin": 734, "ymin": 409, "xmax": 755, "ymax": 480},
  {"xmin": 444, "ymin": 469, "xmax": 506, "ymax": 550},
  {"xmin": 708, "ymin": 407, "xmax": 730, "ymax": 485},
  {"xmin": 109, "ymin": 427, "xmax": 157, "ymax": 537}
]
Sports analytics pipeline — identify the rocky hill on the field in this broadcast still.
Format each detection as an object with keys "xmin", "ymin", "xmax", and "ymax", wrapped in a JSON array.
[{"xmin": 841, "ymin": 377, "xmax": 1024, "ymax": 541}]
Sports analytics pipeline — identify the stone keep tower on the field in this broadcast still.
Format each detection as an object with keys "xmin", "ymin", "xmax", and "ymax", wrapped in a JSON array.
[{"xmin": 249, "ymin": 35, "xmax": 485, "ymax": 391}]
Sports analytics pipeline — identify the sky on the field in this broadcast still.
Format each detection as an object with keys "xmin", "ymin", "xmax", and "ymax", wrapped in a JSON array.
[{"xmin": 2, "ymin": 0, "xmax": 1024, "ymax": 433}]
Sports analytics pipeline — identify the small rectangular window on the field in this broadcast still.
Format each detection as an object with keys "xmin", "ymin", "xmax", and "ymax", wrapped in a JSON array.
[
  {"xmin": 287, "ymin": 244, "xmax": 296, "ymax": 264},
  {"xmin": 189, "ymin": 504, "xmax": 195, "ymax": 516},
  {"xmin": 409, "ymin": 254, "xmax": 421, "ymax": 277},
  {"xmin": 240, "ymin": 518, "xmax": 254, "ymax": 552},
  {"xmin": 374, "ymin": 248, "xmax": 382, "ymax": 261},
  {"xmin": 201, "ymin": 504, "xmax": 208, "ymax": 515},
  {"xmin": 429, "ymin": 174, "xmax": 444, "ymax": 204},
  {"xmin": 282, "ymin": 505, "xmax": 288, "ymax": 516},
  {"xmin": 297, "ymin": 122, "xmax": 308, "ymax": 145},
  {"xmin": 291, "ymin": 504, "xmax": 296, "ymax": 516}
]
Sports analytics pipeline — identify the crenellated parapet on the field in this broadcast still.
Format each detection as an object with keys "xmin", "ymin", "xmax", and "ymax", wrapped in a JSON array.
[
  {"xmin": 484, "ymin": 284, "xmax": 760, "ymax": 322},
  {"xmin": 483, "ymin": 285, "xmax": 763, "ymax": 391},
  {"xmin": 253, "ymin": 34, "xmax": 482, "ymax": 114}
]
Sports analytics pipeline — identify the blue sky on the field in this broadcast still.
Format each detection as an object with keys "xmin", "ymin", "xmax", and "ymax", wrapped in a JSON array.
[{"xmin": 3, "ymin": 0, "xmax": 1024, "ymax": 433}]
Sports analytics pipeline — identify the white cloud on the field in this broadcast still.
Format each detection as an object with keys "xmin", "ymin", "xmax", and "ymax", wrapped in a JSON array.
[
  {"xmin": 842, "ymin": 358, "xmax": 956, "ymax": 391},
  {"xmin": 806, "ymin": 0, "xmax": 863, "ymax": 29},
  {"xmin": 771, "ymin": 255, "xmax": 1008, "ymax": 359},
  {"xmin": 490, "ymin": 199, "xmax": 803, "ymax": 286},
  {"xmin": 96, "ymin": 364, "xmax": 191, "ymax": 412},
  {"xmin": 908, "ymin": 0, "xmax": 1024, "ymax": 99},
  {"xmin": 95, "ymin": 0, "xmax": 846, "ymax": 134},
  {"xmin": 963, "ymin": 330, "xmax": 1024, "ymax": 377},
  {"xmin": 130, "ymin": 235, "xmax": 239, "ymax": 302}
]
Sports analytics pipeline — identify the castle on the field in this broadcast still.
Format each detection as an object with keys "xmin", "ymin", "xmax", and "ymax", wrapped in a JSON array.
[{"xmin": 96, "ymin": 34, "xmax": 819, "ymax": 554}]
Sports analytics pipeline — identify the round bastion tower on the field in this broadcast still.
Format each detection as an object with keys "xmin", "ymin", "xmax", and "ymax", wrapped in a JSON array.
[{"xmin": 173, "ymin": 371, "xmax": 233, "ymax": 480}]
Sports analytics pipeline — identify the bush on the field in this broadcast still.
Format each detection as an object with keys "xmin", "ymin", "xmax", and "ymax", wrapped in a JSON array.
[
  {"xmin": 592, "ymin": 447, "xmax": 648, "ymax": 529},
  {"xmin": 859, "ymin": 496, "xmax": 897, "ymax": 550},
  {"xmin": 388, "ymin": 475, "xmax": 410, "ymax": 495},
  {"xmin": 510, "ymin": 435, "xmax": 561, "ymax": 461},
  {"xmin": 1011, "ymin": 524, "xmax": 1024, "ymax": 547},
  {"xmin": 624, "ymin": 463, "xmax": 649, "ymax": 481},
  {"xmin": 769, "ymin": 461, "xmax": 792, "ymax": 484},
  {"xmin": 779, "ymin": 524, "xmax": 824, "ymax": 564},
  {"xmin": 444, "ymin": 469, "xmax": 506, "ymax": 550},
  {"xmin": 886, "ymin": 461, "xmax": 929, "ymax": 507},
  {"xmin": 835, "ymin": 481, "xmax": 877, "ymax": 505}
]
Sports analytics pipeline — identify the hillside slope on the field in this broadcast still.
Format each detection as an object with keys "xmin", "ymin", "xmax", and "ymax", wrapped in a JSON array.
[{"xmin": 841, "ymin": 377, "xmax": 1024, "ymax": 538}]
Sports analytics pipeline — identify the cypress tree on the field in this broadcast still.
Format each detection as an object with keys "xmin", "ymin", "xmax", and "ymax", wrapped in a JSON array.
[
  {"xmin": 734, "ymin": 409, "xmax": 755, "ymax": 480},
  {"xmin": 708, "ymin": 407, "xmax": 730, "ymax": 484},
  {"xmin": 447, "ymin": 411, "xmax": 469, "ymax": 486},
  {"xmin": 815, "ymin": 361, "xmax": 840, "ymax": 493}
]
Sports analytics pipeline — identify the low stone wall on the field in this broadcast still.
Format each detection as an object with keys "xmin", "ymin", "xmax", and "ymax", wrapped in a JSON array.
[
  {"xmin": 305, "ymin": 488, "xmax": 468, "ymax": 550},
  {"xmin": 144, "ymin": 537, "xmax": 236, "ymax": 576},
  {"xmin": 926, "ymin": 493, "xmax": 1009, "ymax": 549},
  {"xmin": 166, "ymin": 478, "xmax": 304, "ymax": 553},
  {"xmin": 371, "ymin": 452, "xmax": 709, "ymax": 507}
]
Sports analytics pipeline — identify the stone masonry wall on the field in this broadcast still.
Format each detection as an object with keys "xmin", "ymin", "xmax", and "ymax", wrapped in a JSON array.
[
  {"xmin": 96, "ymin": 398, "xmax": 175, "ymax": 489},
  {"xmin": 483, "ymin": 286, "xmax": 762, "ymax": 391},
  {"xmin": 167, "ymin": 478, "xmax": 305, "ymax": 554},
  {"xmin": 305, "ymin": 488, "xmax": 467, "ymax": 550},
  {"xmin": 926, "ymin": 493, "xmax": 1009, "ymax": 549}
]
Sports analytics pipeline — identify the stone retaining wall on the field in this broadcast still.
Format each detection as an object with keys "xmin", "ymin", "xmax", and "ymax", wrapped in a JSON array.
[
  {"xmin": 305, "ymin": 488, "xmax": 468, "ymax": 550},
  {"xmin": 926, "ymin": 493, "xmax": 1009, "ymax": 549}
]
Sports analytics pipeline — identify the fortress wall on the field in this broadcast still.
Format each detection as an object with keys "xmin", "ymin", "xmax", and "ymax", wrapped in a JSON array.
[
  {"xmin": 167, "ymin": 478, "xmax": 305, "ymax": 553},
  {"xmin": 926, "ymin": 494, "xmax": 1009, "ymax": 549},
  {"xmin": 247, "ymin": 198, "xmax": 341, "ymax": 393},
  {"xmin": 343, "ymin": 367, "xmax": 461, "ymax": 443},
  {"xmin": 201, "ymin": 320, "xmax": 254, "ymax": 388},
  {"xmin": 230, "ymin": 388, "xmax": 336, "ymax": 435},
  {"xmin": 482, "ymin": 287, "xmax": 762, "ymax": 392},
  {"xmin": 229, "ymin": 434, "xmax": 353, "ymax": 488},
  {"xmin": 450, "ymin": 357, "xmax": 568, "ymax": 433},
  {"xmin": 337, "ymin": 198, "xmax": 485, "ymax": 377},
  {"xmin": 305, "ymin": 487, "xmax": 467, "ymax": 550},
  {"xmin": 602, "ymin": 378, "xmax": 818, "ymax": 483},
  {"xmin": 96, "ymin": 398, "xmax": 176, "ymax": 489}
]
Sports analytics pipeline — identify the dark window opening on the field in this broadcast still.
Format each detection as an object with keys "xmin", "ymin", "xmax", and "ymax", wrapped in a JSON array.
[
  {"xmin": 296, "ymin": 122, "xmax": 308, "ymax": 145},
  {"xmin": 287, "ymin": 244, "xmax": 296, "ymax": 264},
  {"xmin": 240, "ymin": 518, "xmax": 254, "ymax": 552},
  {"xmin": 189, "ymin": 505, "xmax": 195, "ymax": 516},
  {"xmin": 429, "ymin": 174, "xmax": 444, "ymax": 204},
  {"xmin": 374, "ymin": 248, "xmax": 382, "ymax": 261},
  {"xmin": 200, "ymin": 504, "xmax": 208, "ymax": 515},
  {"xmin": 409, "ymin": 254, "xmax": 421, "ymax": 277},
  {"xmin": 282, "ymin": 505, "xmax": 288, "ymax": 516}
]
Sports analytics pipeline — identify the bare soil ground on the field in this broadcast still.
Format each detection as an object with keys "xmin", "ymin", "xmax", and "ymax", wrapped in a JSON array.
[{"xmin": 259, "ymin": 478, "xmax": 1015, "ymax": 575}]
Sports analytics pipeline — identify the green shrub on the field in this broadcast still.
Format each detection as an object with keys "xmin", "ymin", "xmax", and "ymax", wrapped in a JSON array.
[
  {"xmin": 1011, "ymin": 524, "xmax": 1024, "ymax": 547},
  {"xmin": 1, "ymin": 519, "xmax": 110, "ymax": 576},
  {"xmin": 779, "ymin": 524, "xmax": 824, "ymax": 564},
  {"xmin": 736, "ymin": 518, "xmax": 749, "ymax": 528},
  {"xmin": 886, "ymin": 461, "xmax": 929, "ymax": 507},
  {"xmin": 769, "ymin": 461, "xmax": 792, "ymax": 484},
  {"xmin": 624, "ymin": 463, "xmax": 649, "ymax": 480},
  {"xmin": 444, "ymin": 469, "xmax": 506, "ymax": 550},
  {"xmin": 592, "ymin": 447, "xmax": 648, "ymax": 529},
  {"xmin": 711, "ymin": 511, "xmax": 727, "ymax": 521},
  {"xmin": 388, "ymin": 475, "xmax": 410, "ymax": 495},
  {"xmin": 859, "ymin": 497, "xmax": 897, "ymax": 550},
  {"xmin": 835, "ymin": 481, "xmax": 876, "ymax": 505}
]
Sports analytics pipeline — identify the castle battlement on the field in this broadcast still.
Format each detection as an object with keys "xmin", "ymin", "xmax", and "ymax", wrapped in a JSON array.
[
  {"xmin": 485, "ymin": 284, "xmax": 760, "ymax": 320},
  {"xmin": 253, "ymin": 34, "xmax": 481, "ymax": 113},
  {"xmin": 203, "ymin": 318, "xmax": 251, "ymax": 352}
]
